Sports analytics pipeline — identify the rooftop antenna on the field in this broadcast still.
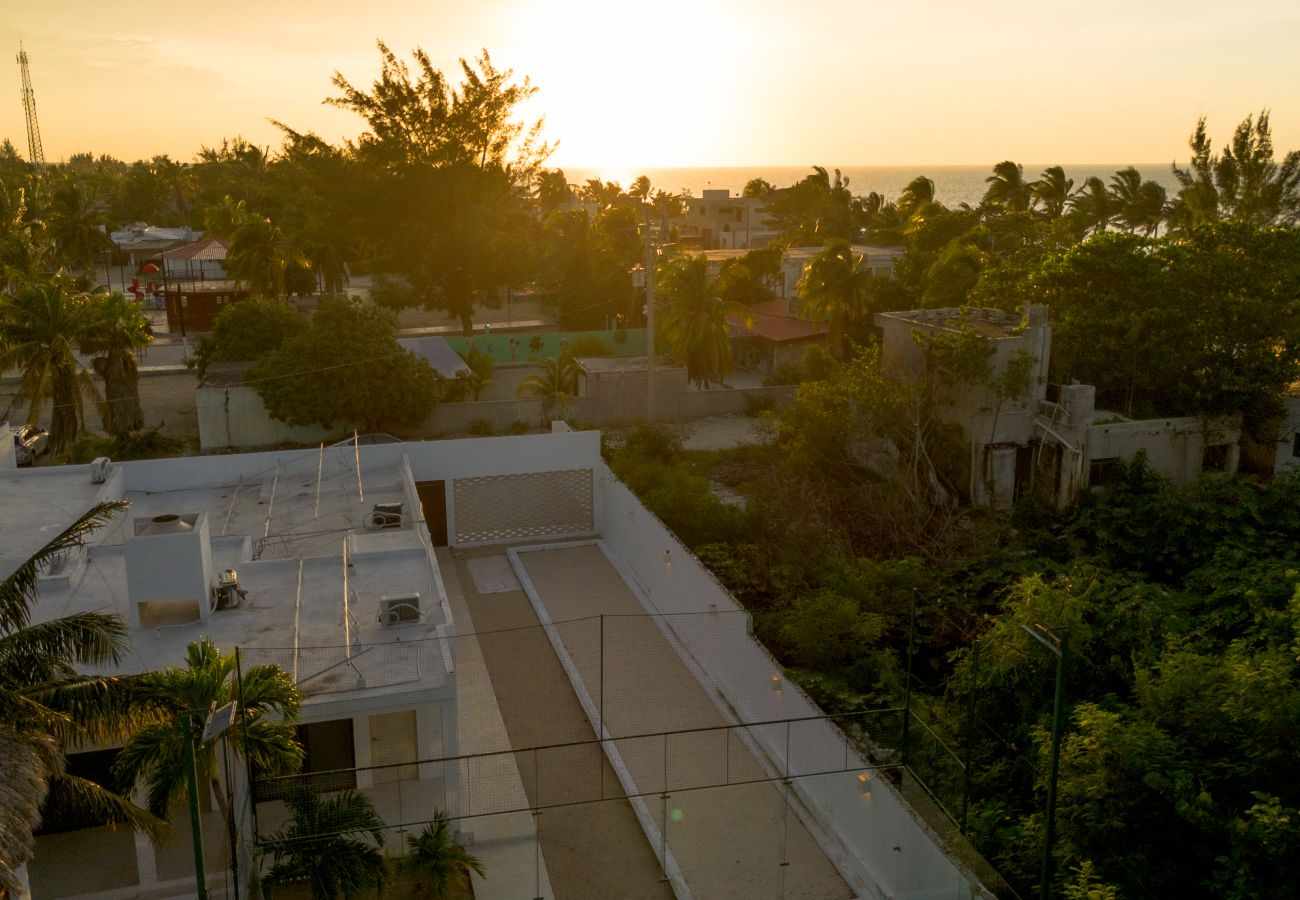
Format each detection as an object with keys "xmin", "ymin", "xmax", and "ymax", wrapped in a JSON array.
[{"xmin": 16, "ymin": 42, "xmax": 45, "ymax": 165}]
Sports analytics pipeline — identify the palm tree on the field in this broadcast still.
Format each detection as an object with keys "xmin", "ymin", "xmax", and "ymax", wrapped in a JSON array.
[
  {"xmin": 1, "ymin": 501, "xmax": 165, "ymax": 893},
  {"xmin": 656, "ymin": 256, "xmax": 754, "ymax": 388},
  {"xmin": 1031, "ymin": 166, "xmax": 1076, "ymax": 218},
  {"xmin": 403, "ymin": 811, "xmax": 484, "ymax": 898},
  {"xmin": 983, "ymin": 160, "xmax": 1033, "ymax": 212},
  {"xmin": 82, "ymin": 291, "xmax": 153, "ymax": 436},
  {"xmin": 46, "ymin": 178, "xmax": 113, "ymax": 272},
  {"xmin": 1068, "ymin": 176, "xmax": 1115, "ymax": 235},
  {"xmin": 896, "ymin": 175, "xmax": 937, "ymax": 221},
  {"xmin": 1109, "ymin": 167, "xmax": 1167, "ymax": 236},
  {"xmin": 797, "ymin": 239, "xmax": 874, "ymax": 360},
  {"xmin": 0, "ymin": 271, "xmax": 101, "ymax": 454},
  {"xmin": 262, "ymin": 786, "xmax": 389, "ymax": 899},
  {"xmin": 227, "ymin": 214, "xmax": 302, "ymax": 299},
  {"xmin": 533, "ymin": 169, "xmax": 572, "ymax": 216},
  {"xmin": 516, "ymin": 353, "xmax": 579, "ymax": 420},
  {"xmin": 113, "ymin": 638, "xmax": 302, "ymax": 822}
]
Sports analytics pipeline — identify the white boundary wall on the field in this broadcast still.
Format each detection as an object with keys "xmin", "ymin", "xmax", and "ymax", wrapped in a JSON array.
[{"xmin": 599, "ymin": 465, "xmax": 986, "ymax": 900}]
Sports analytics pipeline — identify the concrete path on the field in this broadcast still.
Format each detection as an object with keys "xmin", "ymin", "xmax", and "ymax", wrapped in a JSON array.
[
  {"xmin": 451, "ymin": 548, "xmax": 672, "ymax": 900},
  {"xmin": 516, "ymin": 544, "xmax": 854, "ymax": 900}
]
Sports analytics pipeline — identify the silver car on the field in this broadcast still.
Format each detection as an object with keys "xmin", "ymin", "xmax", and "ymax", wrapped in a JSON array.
[{"xmin": 14, "ymin": 424, "xmax": 49, "ymax": 466}]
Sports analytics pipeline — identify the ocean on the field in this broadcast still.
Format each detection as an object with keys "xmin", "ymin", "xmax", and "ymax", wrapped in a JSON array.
[{"xmin": 563, "ymin": 164, "xmax": 1182, "ymax": 209}]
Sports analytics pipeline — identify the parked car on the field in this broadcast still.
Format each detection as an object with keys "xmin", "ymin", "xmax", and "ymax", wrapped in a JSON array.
[{"xmin": 14, "ymin": 424, "xmax": 49, "ymax": 466}]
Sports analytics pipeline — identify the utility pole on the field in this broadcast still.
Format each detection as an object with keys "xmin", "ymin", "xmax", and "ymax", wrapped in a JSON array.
[
  {"xmin": 16, "ymin": 43, "xmax": 45, "ymax": 166},
  {"xmin": 643, "ymin": 211, "xmax": 656, "ymax": 421}
]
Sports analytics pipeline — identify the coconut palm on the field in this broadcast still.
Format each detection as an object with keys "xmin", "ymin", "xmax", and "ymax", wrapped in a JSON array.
[
  {"xmin": 227, "ymin": 214, "xmax": 303, "ymax": 299},
  {"xmin": 797, "ymin": 239, "xmax": 874, "ymax": 360},
  {"xmin": 82, "ymin": 291, "xmax": 153, "ymax": 436},
  {"xmin": 403, "ymin": 811, "xmax": 485, "ymax": 898},
  {"xmin": 983, "ymin": 160, "xmax": 1033, "ymax": 213},
  {"xmin": 533, "ymin": 169, "xmax": 572, "ymax": 215},
  {"xmin": 896, "ymin": 175, "xmax": 937, "ymax": 221},
  {"xmin": 1068, "ymin": 176, "xmax": 1115, "ymax": 235},
  {"xmin": 1031, "ymin": 166, "xmax": 1076, "ymax": 218},
  {"xmin": 1109, "ymin": 168, "xmax": 1167, "ymax": 236},
  {"xmin": 516, "ymin": 353, "xmax": 579, "ymax": 420},
  {"xmin": 113, "ymin": 638, "xmax": 302, "ymax": 822},
  {"xmin": 1, "ymin": 501, "xmax": 165, "ymax": 894},
  {"xmin": 0, "ymin": 271, "xmax": 101, "ymax": 454},
  {"xmin": 46, "ymin": 178, "xmax": 113, "ymax": 272},
  {"xmin": 656, "ymin": 256, "xmax": 754, "ymax": 388},
  {"xmin": 262, "ymin": 786, "xmax": 389, "ymax": 899}
]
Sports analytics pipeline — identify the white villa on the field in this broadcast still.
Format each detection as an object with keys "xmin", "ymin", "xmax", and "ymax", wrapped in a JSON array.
[{"xmin": 6, "ymin": 429, "xmax": 992, "ymax": 900}]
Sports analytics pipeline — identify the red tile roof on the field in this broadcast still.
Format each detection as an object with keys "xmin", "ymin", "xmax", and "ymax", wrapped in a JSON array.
[{"xmin": 728, "ymin": 299, "xmax": 828, "ymax": 344}]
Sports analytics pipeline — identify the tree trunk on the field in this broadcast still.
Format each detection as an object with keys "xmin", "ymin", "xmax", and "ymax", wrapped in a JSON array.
[{"xmin": 95, "ymin": 351, "xmax": 145, "ymax": 436}]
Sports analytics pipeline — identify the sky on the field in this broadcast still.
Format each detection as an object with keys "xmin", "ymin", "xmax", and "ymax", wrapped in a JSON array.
[{"xmin": 2, "ymin": 0, "xmax": 1298, "ymax": 176}]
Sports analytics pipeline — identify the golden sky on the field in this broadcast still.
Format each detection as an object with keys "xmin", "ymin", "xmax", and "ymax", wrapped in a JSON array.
[{"xmin": 2, "ymin": 0, "xmax": 1298, "ymax": 173}]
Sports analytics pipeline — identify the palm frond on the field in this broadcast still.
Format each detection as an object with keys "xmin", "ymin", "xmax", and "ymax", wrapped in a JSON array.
[{"xmin": 0, "ymin": 500, "xmax": 129, "ymax": 634}]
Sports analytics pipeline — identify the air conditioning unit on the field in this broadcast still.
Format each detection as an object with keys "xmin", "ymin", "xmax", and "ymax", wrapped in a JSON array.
[
  {"xmin": 365, "ymin": 502, "xmax": 404, "ymax": 529},
  {"xmin": 379, "ymin": 593, "xmax": 421, "ymax": 626},
  {"xmin": 90, "ymin": 457, "xmax": 111, "ymax": 484}
]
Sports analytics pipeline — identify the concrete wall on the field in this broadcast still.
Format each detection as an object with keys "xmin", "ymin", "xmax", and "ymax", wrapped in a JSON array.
[
  {"xmin": 199, "ymin": 369, "xmax": 791, "ymax": 449},
  {"xmin": 0, "ymin": 422, "xmax": 14, "ymax": 469},
  {"xmin": 599, "ymin": 467, "xmax": 982, "ymax": 899},
  {"xmin": 197, "ymin": 384, "xmax": 347, "ymax": 449},
  {"xmin": 1084, "ymin": 415, "xmax": 1240, "ymax": 483},
  {"xmin": 1275, "ymin": 396, "xmax": 1300, "ymax": 474},
  {"xmin": 118, "ymin": 430, "xmax": 605, "ymax": 503}
]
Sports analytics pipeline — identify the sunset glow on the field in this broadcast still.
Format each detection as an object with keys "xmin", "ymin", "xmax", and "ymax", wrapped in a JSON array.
[{"xmin": 1, "ymin": 0, "xmax": 1298, "ymax": 167}]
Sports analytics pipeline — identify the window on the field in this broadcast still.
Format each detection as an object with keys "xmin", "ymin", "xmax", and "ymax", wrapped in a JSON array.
[
  {"xmin": 1202, "ymin": 444, "xmax": 1230, "ymax": 473},
  {"xmin": 1089, "ymin": 457, "xmax": 1118, "ymax": 487},
  {"xmin": 1292, "ymin": 434, "xmax": 1300, "ymax": 458},
  {"xmin": 256, "ymin": 718, "xmax": 356, "ymax": 800}
]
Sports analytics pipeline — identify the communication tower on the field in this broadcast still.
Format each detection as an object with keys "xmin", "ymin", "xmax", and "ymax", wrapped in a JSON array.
[{"xmin": 16, "ymin": 43, "xmax": 44, "ymax": 165}]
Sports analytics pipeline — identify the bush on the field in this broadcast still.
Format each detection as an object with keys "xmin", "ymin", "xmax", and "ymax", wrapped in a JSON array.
[
  {"xmin": 66, "ymin": 427, "xmax": 189, "ymax": 463},
  {"xmin": 743, "ymin": 392, "xmax": 777, "ymax": 417},
  {"xmin": 620, "ymin": 423, "xmax": 680, "ymax": 463},
  {"xmin": 467, "ymin": 419, "xmax": 492, "ymax": 436},
  {"xmin": 508, "ymin": 420, "xmax": 530, "ymax": 435},
  {"xmin": 763, "ymin": 363, "xmax": 802, "ymax": 387}
]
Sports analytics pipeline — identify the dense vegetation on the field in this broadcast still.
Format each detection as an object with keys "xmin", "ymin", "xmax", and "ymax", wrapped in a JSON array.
[{"xmin": 608, "ymin": 420, "xmax": 1300, "ymax": 899}]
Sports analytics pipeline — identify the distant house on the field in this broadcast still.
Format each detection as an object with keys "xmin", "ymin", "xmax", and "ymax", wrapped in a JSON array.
[
  {"xmin": 109, "ymin": 224, "xmax": 203, "ymax": 270},
  {"xmin": 876, "ymin": 304, "xmax": 1241, "ymax": 509},
  {"xmin": 673, "ymin": 189, "xmax": 777, "ymax": 249},
  {"xmin": 720, "ymin": 244, "xmax": 904, "ymax": 374},
  {"xmin": 728, "ymin": 298, "xmax": 828, "ymax": 375},
  {"xmin": 159, "ymin": 237, "xmax": 250, "ymax": 334}
]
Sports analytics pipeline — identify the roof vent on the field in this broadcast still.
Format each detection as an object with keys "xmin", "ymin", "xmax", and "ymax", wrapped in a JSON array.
[
  {"xmin": 143, "ymin": 513, "xmax": 193, "ymax": 536},
  {"xmin": 378, "ymin": 593, "xmax": 421, "ymax": 626}
]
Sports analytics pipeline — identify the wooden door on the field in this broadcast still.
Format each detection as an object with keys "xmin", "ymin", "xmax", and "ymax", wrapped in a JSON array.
[{"xmin": 416, "ymin": 480, "xmax": 448, "ymax": 546}]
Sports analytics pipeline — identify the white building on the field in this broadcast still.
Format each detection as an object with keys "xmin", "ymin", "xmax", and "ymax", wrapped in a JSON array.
[
  {"xmin": 8, "ymin": 431, "xmax": 993, "ymax": 900},
  {"xmin": 876, "ymin": 305, "xmax": 1241, "ymax": 509}
]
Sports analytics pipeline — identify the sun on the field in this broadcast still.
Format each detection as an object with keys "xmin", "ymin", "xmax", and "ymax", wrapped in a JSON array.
[{"xmin": 506, "ymin": 0, "xmax": 751, "ymax": 169}]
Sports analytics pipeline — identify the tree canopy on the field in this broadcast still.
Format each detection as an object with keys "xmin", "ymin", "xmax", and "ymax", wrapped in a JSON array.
[{"xmin": 248, "ymin": 295, "xmax": 440, "ymax": 432}]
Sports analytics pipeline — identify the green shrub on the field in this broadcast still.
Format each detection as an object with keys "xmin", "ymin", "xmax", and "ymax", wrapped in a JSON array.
[
  {"xmin": 467, "ymin": 419, "xmax": 492, "ymax": 436},
  {"xmin": 66, "ymin": 427, "xmax": 189, "ymax": 463},
  {"xmin": 508, "ymin": 419, "xmax": 530, "ymax": 435},
  {"xmin": 743, "ymin": 392, "xmax": 777, "ymax": 417},
  {"xmin": 620, "ymin": 423, "xmax": 680, "ymax": 463},
  {"xmin": 763, "ymin": 363, "xmax": 802, "ymax": 387}
]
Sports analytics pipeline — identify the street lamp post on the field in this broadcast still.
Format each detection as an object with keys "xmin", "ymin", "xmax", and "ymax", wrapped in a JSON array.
[
  {"xmin": 644, "ymin": 219, "xmax": 656, "ymax": 421},
  {"xmin": 1020, "ymin": 623, "xmax": 1070, "ymax": 900}
]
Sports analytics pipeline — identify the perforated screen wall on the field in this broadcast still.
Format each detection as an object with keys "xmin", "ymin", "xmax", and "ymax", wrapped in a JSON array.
[{"xmin": 452, "ymin": 469, "xmax": 594, "ymax": 543}]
